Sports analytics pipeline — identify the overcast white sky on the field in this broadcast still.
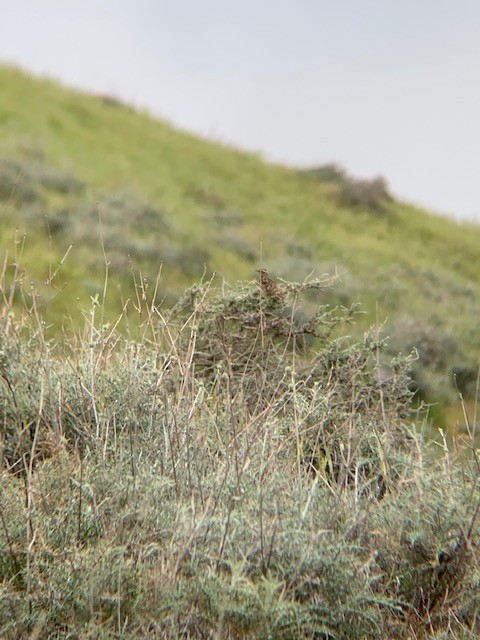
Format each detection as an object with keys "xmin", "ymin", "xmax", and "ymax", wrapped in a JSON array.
[{"xmin": 1, "ymin": 0, "xmax": 480, "ymax": 221}]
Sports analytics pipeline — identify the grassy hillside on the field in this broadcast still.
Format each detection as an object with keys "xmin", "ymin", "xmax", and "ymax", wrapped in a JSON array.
[{"xmin": 0, "ymin": 64, "xmax": 479, "ymax": 427}]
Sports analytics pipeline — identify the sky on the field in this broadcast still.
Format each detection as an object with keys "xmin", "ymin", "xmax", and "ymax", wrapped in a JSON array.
[{"xmin": 1, "ymin": 0, "xmax": 480, "ymax": 221}]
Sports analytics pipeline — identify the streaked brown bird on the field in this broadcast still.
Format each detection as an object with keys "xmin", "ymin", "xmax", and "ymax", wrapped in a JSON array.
[{"xmin": 257, "ymin": 268, "xmax": 285, "ymax": 301}]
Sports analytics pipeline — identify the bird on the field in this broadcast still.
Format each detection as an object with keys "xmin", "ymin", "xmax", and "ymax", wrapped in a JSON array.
[{"xmin": 257, "ymin": 268, "xmax": 285, "ymax": 301}]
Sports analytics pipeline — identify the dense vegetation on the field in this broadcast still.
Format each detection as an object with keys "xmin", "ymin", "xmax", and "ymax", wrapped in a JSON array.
[
  {"xmin": 0, "ymin": 64, "xmax": 480, "ymax": 637},
  {"xmin": 0, "ymin": 269, "xmax": 479, "ymax": 638}
]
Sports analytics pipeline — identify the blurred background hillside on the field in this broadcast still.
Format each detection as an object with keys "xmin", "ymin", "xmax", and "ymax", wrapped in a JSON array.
[{"xmin": 2, "ymin": 1, "xmax": 480, "ymax": 221}]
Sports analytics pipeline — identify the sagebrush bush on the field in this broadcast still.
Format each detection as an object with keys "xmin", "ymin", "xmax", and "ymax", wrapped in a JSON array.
[
  {"xmin": 207, "ymin": 209, "xmax": 245, "ymax": 229},
  {"xmin": 0, "ymin": 157, "xmax": 39, "ymax": 204},
  {"xmin": 10, "ymin": 184, "xmax": 215, "ymax": 282},
  {"xmin": 0, "ymin": 272, "xmax": 479, "ymax": 639},
  {"xmin": 386, "ymin": 315, "xmax": 468, "ymax": 420},
  {"xmin": 340, "ymin": 175, "xmax": 393, "ymax": 214},
  {"xmin": 388, "ymin": 316, "xmax": 457, "ymax": 372},
  {"xmin": 216, "ymin": 232, "xmax": 257, "ymax": 262},
  {"xmin": 300, "ymin": 163, "xmax": 346, "ymax": 184},
  {"xmin": 188, "ymin": 185, "xmax": 227, "ymax": 209},
  {"xmin": 0, "ymin": 156, "xmax": 84, "ymax": 207}
]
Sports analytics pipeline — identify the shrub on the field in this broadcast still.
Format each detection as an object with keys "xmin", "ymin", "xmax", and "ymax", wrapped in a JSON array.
[
  {"xmin": 187, "ymin": 185, "xmax": 227, "ymax": 209},
  {"xmin": 388, "ymin": 316, "xmax": 457, "ymax": 372},
  {"xmin": 340, "ymin": 175, "xmax": 393, "ymax": 213},
  {"xmin": 207, "ymin": 209, "xmax": 245, "ymax": 229},
  {"xmin": 44, "ymin": 190, "xmax": 173, "ymax": 267},
  {"xmin": 157, "ymin": 242, "xmax": 211, "ymax": 276},
  {"xmin": 452, "ymin": 364, "xmax": 479, "ymax": 397},
  {"xmin": 0, "ymin": 157, "xmax": 40, "ymax": 205},
  {"xmin": 385, "ymin": 316, "xmax": 463, "ymax": 420},
  {"xmin": 0, "ymin": 273, "xmax": 478, "ymax": 638},
  {"xmin": 0, "ymin": 157, "xmax": 85, "ymax": 208},
  {"xmin": 217, "ymin": 232, "xmax": 257, "ymax": 262},
  {"xmin": 32, "ymin": 164, "xmax": 85, "ymax": 195},
  {"xmin": 97, "ymin": 93, "xmax": 128, "ymax": 108},
  {"xmin": 170, "ymin": 276, "xmax": 415, "ymax": 491},
  {"xmin": 300, "ymin": 163, "xmax": 346, "ymax": 183},
  {"xmin": 285, "ymin": 240, "xmax": 313, "ymax": 260}
]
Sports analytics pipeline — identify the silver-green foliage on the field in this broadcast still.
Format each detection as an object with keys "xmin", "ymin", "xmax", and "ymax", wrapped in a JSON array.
[{"xmin": 0, "ymin": 277, "xmax": 478, "ymax": 638}]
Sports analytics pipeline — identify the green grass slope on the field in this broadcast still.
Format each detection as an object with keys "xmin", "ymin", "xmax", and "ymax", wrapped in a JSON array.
[{"xmin": 0, "ymin": 64, "xmax": 479, "ymax": 425}]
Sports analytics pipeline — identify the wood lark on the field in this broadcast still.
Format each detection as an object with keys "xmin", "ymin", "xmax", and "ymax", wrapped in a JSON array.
[{"xmin": 257, "ymin": 268, "xmax": 285, "ymax": 301}]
